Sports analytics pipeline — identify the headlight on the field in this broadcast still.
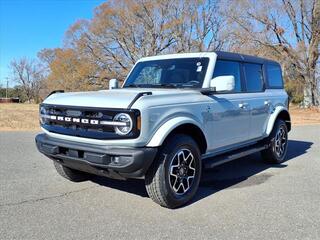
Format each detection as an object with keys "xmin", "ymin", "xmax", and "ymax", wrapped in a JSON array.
[
  {"xmin": 39, "ymin": 106, "xmax": 46, "ymax": 124},
  {"xmin": 113, "ymin": 113, "xmax": 133, "ymax": 135}
]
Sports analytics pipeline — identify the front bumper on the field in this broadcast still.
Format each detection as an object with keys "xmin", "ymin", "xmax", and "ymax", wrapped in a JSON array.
[{"xmin": 35, "ymin": 133, "xmax": 157, "ymax": 179}]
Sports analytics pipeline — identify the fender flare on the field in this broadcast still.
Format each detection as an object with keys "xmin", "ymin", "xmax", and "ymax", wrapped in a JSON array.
[
  {"xmin": 146, "ymin": 117, "xmax": 204, "ymax": 147},
  {"xmin": 266, "ymin": 106, "xmax": 291, "ymax": 136}
]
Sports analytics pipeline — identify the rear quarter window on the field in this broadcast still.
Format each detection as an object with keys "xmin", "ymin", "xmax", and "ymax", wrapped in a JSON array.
[{"xmin": 266, "ymin": 64, "xmax": 283, "ymax": 88}]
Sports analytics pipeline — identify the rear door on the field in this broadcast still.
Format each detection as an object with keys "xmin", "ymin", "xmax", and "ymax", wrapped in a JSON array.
[{"xmin": 242, "ymin": 63, "xmax": 270, "ymax": 139}]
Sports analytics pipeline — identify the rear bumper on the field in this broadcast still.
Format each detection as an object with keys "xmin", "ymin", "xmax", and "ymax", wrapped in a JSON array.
[{"xmin": 35, "ymin": 133, "xmax": 157, "ymax": 179}]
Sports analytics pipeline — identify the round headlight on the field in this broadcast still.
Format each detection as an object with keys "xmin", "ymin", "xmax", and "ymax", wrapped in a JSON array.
[
  {"xmin": 39, "ymin": 106, "xmax": 46, "ymax": 124},
  {"xmin": 113, "ymin": 113, "xmax": 133, "ymax": 135}
]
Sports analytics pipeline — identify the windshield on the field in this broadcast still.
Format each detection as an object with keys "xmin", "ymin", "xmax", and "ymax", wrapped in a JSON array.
[{"xmin": 123, "ymin": 58, "xmax": 209, "ymax": 88}]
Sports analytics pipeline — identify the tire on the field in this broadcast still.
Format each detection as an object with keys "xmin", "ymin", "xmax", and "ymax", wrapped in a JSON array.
[
  {"xmin": 261, "ymin": 119, "xmax": 288, "ymax": 164},
  {"xmin": 145, "ymin": 134, "xmax": 202, "ymax": 208},
  {"xmin": 53, "ymin": 161, "xmax": 90, "ymax": 182}
]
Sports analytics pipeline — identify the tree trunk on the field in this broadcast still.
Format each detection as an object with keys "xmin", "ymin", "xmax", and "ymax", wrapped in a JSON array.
[
  {"xmin": 311, "ymin": 82, "xmax": 319, "ymax": 106},
  {"xmin": 302, "ymin": 75, "xmax": 320, "ymax": 107},
  {"xmin": 303, "ymin": 82, "xmax": 313, "ymax": 107}
]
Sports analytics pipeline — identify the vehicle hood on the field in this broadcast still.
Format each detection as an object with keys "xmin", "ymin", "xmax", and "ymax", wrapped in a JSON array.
[{"xmin": 43, "ymin": 88, "xmax": 200, "ymax": 109}]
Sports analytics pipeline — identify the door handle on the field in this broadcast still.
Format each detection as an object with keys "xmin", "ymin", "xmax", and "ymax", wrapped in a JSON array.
[
  {"xmin": 264, "ymin": 100, "xmax": 271, "ymax": 106},
  {"xmin": 238, "ymin": 103, "xmax": 248, "ymax": 109}
]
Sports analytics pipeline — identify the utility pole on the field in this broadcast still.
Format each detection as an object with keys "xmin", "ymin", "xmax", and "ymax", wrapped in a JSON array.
[{"xmin": 6, "ymin": 77, "xmax": 9, "ymax": 99}]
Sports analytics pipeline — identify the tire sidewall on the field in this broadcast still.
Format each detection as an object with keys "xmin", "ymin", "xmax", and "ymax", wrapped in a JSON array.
[
  {"xmin": 270, "ymin": 120, "xmax": 288, "ymax": 163},
  {"xmin": 160, "ymin": 135, "xmax": 202, "ymax": 207}
]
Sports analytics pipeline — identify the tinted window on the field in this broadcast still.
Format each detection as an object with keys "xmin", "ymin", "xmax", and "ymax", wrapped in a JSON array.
[
  {"xmin": 213, "ymin": 60, "xmax": 241, "ymax": 92},
  {"xmin": 244, "ymin": 63, "xmax": 263, "ymax": 92},
  {"xmin": 267, "ymin": 64, "xmax": 283, "ymax": 88}
]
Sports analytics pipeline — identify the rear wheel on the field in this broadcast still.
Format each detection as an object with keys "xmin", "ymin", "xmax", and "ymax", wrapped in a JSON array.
[
  {"xmin": 145, "ymin": 134, "xmax": 201, "ymax": 208},
  {"xmin": 261, "ymin": 119, "xmax": 288, "ymax": 164},
  {"xmin": 53, "ymin": 161, "xmax": 90, "ymax": 182}
]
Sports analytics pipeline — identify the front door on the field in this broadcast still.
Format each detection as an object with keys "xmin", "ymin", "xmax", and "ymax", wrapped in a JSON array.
[
  {"xmin": 207, "ymin": 94, "xmax": 251, "ymax": 150},
  {"xmin": 205, "ymin": 59, "xmax": 251, "ymax": 151}
]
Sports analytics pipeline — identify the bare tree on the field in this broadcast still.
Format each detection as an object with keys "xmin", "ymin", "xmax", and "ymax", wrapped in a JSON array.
[
  {"xmin": 171, "ymin": 0, "xmax": 229, "ymax": 52},
  {"xmin": 226, "ymin": 0, "xmax": 320, "ymax": 106},
  {"xmin": 10, "ymin": 58, "xmax": 44, "ymax": 103},
  {"xmin": 63, "ymin": 0, "xmax": 226, "ymax": 82}
]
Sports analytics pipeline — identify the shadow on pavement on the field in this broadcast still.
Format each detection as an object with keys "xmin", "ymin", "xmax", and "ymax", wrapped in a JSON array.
[
  {"xmin": 91, "ymin": 176, "xmax": 148, "ymax": 197},
  {"xmin": 90, "ymin": 139, "xmax": 313, "ymax": 205}
]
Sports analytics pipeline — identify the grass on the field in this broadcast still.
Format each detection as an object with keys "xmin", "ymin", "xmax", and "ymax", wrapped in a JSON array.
[
  {"xmin": 0, "ymin": 103, "xmax": 319, "ymax": 131},
  {"xmin": 289, "ymin": 104, "xmax": 320, "ymax": 126},
  {"xmin": 0, "ymin": 103, "xmax": 40, "ymax": 131}
]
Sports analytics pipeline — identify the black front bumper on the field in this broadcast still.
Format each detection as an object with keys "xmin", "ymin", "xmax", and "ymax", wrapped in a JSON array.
[{"xmin": 35, "ymin": 133, "xmax": 157, "ymax": 179}]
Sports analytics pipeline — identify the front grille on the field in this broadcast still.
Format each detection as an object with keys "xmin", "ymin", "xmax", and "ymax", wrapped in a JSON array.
[{"xmin": 40, "ymin": 104, "xmax": 140, "ymax": 139}]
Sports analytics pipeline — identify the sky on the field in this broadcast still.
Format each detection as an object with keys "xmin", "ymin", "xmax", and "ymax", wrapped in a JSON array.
[{"xmin": 0, "ymin": 0, "xmax": 105, "ymax": 87}]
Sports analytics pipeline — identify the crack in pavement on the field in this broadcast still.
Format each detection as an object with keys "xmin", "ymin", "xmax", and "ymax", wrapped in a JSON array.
[{"xmin": 0, "ymin": 186, "xmax": 96, "ymax": 208}]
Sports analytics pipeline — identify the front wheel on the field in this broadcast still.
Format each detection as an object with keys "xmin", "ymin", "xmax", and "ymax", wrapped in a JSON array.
[
  {"xmin": 261, "ymin": 119, "xmax": 288, "ymax": 164},
  {"xmin": 145, "ymin": 134, "xmax": 201, "ymax": 208}
]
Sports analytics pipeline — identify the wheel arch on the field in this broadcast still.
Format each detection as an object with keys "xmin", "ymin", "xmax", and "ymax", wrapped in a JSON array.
[
  {"xmin": 266, "ymin": 106, "xmax": 291, "ymax": 136},
  {"xmin": 146, "ymin": 117, "xmax": 207, "ymax": 154}
]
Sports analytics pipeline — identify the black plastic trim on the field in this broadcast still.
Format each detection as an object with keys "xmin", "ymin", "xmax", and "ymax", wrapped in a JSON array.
[
  {"xmin": 46, "ymin": 90, "xmax": 64, "ymax": 98},
  {"xmin": 127, "ymin": 92, "xmax": 152, "ymax": 109},
  {"xmin": 35, "ymin": 133, "xmax": 157, "ymax": 179},
  {"xmin": 204, "ymin": 143, "xmax": 268, "ymax": 169},
  {"xmin": 200, "ymin": 88, "xmax": 231, "ymax": 95}
]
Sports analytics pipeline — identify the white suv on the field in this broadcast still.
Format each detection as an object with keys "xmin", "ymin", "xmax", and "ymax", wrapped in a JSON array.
[{"xmin": 36, "ymin": 51, "xmax": 291, "ymax": 208}]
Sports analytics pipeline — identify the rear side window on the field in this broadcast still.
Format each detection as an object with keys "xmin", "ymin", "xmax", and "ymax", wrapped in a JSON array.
[
  {"xmin": 213, "ymin": 60, "xmax": 241, "ymax": 92},
  {"xmin": 267, "ymin": 64, "xmax": 283, "ymax": 88},
  {"xmin": 243, "ymin": 63, "xmax": 263, "ymax": 92}
]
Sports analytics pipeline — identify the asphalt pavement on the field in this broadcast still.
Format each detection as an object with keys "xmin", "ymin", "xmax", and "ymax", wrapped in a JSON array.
[{"xmin": 0, "ymin": 125, "xmax": 319, "ymax": 240}]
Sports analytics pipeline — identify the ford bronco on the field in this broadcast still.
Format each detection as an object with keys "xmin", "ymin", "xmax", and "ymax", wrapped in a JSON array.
[{"xmin": 35, "ymin": 51, "xmax": 291, "ymax": 208}]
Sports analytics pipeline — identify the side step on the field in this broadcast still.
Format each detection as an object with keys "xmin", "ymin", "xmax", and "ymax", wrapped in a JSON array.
[{"xmin": 204, "ymin": 143, "xmax": 269, "ymax": 169}]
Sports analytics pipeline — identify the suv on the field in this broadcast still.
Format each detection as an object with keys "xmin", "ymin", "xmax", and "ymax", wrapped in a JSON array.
[{"xmin": 35, "ymin": 51, "xmax": 291, "ymax": 208}]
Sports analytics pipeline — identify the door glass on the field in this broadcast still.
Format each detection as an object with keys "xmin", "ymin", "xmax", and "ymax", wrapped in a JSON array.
[
  {"xmin": 244, "ymin": 63, "xmax": 263, "ymax": 92},
  {"xmin": 267, "ymin": 64, "xmax": 283, "ymax": 88},
  {"xmin": 213, "ymin": 60, "xmax": 241, "ymax": 92}
]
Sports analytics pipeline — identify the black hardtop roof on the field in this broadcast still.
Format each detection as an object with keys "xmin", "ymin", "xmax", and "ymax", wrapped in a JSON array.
[{"xmin": 215, "ymin": 51, "xmax": 279, "ymax": 65}]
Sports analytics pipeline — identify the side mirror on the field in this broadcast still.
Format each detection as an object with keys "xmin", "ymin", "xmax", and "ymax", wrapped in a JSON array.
[
  {"xmin": 109, "ymin": 79, "xmax": 119, "ymax": 89},
  {"xmin": 210, "ymin": 76, "xmax": 235, "ymax": 92}
]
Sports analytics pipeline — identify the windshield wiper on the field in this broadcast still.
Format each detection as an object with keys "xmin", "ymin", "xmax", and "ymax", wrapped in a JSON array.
[
  {"xmin": 125, "ymin": 83, "xmax": 178, "ymax": 88},
  {"xmin": 154, "ymin": 83, "xmax": 178, "ymax": 88},
  {"xmin": 126, "ymin": 83, "xmax": 154, "ymax": 88},
  {"xmin": 126, "ymin": 83, "xmax": 141, "ymax": 88}
]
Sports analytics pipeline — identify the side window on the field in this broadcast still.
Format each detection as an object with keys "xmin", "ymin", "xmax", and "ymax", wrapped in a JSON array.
[
  {"xmin": 243, "ymin": 63, "xmax": 263, "ymax": 92},
  {"xmin": 213, "ymin": 60, "xmax": 242, "ymax": 92},
  {"xmin": 267, "ymin": 64, "xmax": 283, "ymax": 88}
]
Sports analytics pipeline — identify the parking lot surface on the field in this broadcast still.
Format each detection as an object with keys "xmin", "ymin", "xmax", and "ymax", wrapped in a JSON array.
[{"xmin": 0, "ymin": 125, "xmax": 319, "ymax": 239}]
